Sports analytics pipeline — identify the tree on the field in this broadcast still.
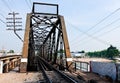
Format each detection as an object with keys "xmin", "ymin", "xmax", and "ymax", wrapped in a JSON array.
[
  {"xmin": 8, "ymin": 50, "xmax": 14, "ymax": 53},
  {"xmin": 106, "ymin": 45, "xmax": 119, "ymax": 59},
  {"xmin": 78, "ymin": 50, "xmax": 85, "ymax": 53},
  {"xmin": 86, "ymin": 45, "xmax": 119, "ymax": 58},
  {"xmin": 101, "ymin": 50, "xmax": 107, "ymax": 58}
]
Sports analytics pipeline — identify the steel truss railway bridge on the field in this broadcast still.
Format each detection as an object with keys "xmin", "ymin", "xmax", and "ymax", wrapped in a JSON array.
[
  {"xmin": 0, "ymin": 2, "xmax": 114, "ymax": 83},
  {"xmin": 20, "ymin": 2, "xmax": 73, "ymax": 73}
]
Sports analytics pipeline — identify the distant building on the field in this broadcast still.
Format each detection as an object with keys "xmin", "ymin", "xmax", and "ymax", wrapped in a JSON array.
[
  {"xmin": 71, "ymin": 52, "xmax": 86, "ymax": 58},
  {"xmin": 7, "ymin": 52, "xmax": 22, "ymax": 56},
  {"xmin": 0, "ymin": 50, "xmax": 7, "ymax": 57}
]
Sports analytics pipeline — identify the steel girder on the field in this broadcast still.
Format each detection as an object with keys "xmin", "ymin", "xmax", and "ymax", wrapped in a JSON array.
[{"xmin": 20, "ymin": 3, "xmax": 73, "ymax": 72}]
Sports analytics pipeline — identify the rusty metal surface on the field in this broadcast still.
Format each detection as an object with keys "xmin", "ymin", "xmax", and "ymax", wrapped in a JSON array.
[
  {"xmin": 59, "ymin": 16, "xmax": 73, "ymax": 71},
  {"xmin": 22, "ymin": 14, "xmax": 31, "ymax": 58},
  {"xmin": 32, "ymin": 2, "xmax": 58, "ymax": 15},
  {"xmin": 20, "ymin": 14, "xmax": 31, "ymax": 72},
  {"xmin": 20, "ymin": 3, "xmax": 73, "ymax": 72},
  {"xmin": 0, "ymin": 56, "xmax": 21, "ymax": 73},
  {"xmin": 0, "ymin": 55, "xmax": 21, "ymax": 60}
]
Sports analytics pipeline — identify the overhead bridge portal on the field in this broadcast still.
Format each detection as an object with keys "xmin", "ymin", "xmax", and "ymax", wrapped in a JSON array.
[{"xmin": 20, "ymin": 2, "xmax": 73, "ymax": 72}]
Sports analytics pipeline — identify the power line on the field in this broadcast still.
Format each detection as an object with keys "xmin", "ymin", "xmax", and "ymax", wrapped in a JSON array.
[
  {"xmin": 0, "ymin": 19, "xmax": 6, "ymax": 25},
  {"xmin": 94, "ymin": 25, "xmax": 120, "ymax": 39},
  {"xmin": 6, "ymin": 12, "xmax": 23, "ymax": 42},
  {"xmin": 7, "ymin": 0, "xmax": 16, "ymax": 9},
  {"xmin": 69, "ymin": 17, "xmax": 120, "ymax": 45},
  {"xmin": 90, "ymin": 18, "xmax": 120, "ymax": 35},
  {"xmin": 68, "ymin": 8, "xmax": 120, "ymax": 45},
  {"xmin": 86, "ymin": 8, "xmax": 120, "ymax": 32},
  {"xmin": 2, "ymin": 0, "xmax": 12, "ymax": 11},
  {"xmin": 0, "ymin": 13, "xmax": 6, "ymax": 18},
  {"xmin": 72, "ymin": 25, "xmax": 120, "ymax": 49},
  {"xmin": 67, "ymin": 21, "xmax": 108, "ymax": 45},
  {"xmin": 24, "ymin": 0, "xmax": 31, "ymax": 9},
  {"xmin": 29, "ymin": 0, "xmax": 32, "ymax": 5},
  {"xmin": 0, "ymin": 8, "xmax": 7, "ymax": 14},
  {"xmin": 69, "ymin": 19, "xmax": 120, "ymax": 48},
  {"xmin": 69, "ymin": 8, "xmax": 120, "ymax": 43},
  {"xmin": 70, "ymin": 24, "xmax": 111, "ymax": 46},
  {"xmin": 0, "ymin": 11, "xmax": 6, "ymax": 25}
]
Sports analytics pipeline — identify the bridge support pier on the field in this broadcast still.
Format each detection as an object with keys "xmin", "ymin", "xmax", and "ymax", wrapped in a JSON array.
[
  {"xmin": 0, "ymin": 55, "xmax": 21, "ymax": 73},
  {"xmin": 4, "ymin": 60, "xmax": 9, "ymax": 73},
  {"xmin": 11, "ymin": 61, "xmax": 14, "ymax": 69},
  {"xmin": 20, "ymin": 58, "xmax": 27, "ymax": 72},
  {"xmin": 0, "ymin": 61, "xmax": 3, "ymax": 73}
]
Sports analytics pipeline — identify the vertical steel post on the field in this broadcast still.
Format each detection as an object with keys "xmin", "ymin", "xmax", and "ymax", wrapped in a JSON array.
[
  {"xmin": 20, "ymin": 14, "xmax": 31, "ymax": 72},
  {"xmin": 59, "ymin": 15, "xmax": 73, "ymax": 71},
  {"xmin": 75, "ymin": 62, "xmax": 76, "ymax": 71}
]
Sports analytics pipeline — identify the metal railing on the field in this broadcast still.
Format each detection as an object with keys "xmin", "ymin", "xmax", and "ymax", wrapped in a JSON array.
[
  {"xmin": 74, "ymin": 61, "xmax": 90, "ymax": 72},
  {"xmin": 0, "ymin": 55, "xmax": 21, "ymax": 73}
]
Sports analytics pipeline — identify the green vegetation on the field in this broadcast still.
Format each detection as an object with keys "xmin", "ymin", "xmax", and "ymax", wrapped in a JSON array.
[
  {"xmin": 57, "ymin": 49, "xmax": 65, "ymax": 53},
  {"xmin": 7, "ymin": 50, "xmax": 14, "ymax": 53},
  {"xmin": 78, "ymin": 50, "xmax": 85, "ymax": 53},
  {"xmin": 87, "ymin": 45, "xmax": 119, "ymax": 59}
]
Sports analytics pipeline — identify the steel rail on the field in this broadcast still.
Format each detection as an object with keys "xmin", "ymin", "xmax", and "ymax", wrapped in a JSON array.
[
  {"xmin": 38, "ymin": 56, "xmax": 78, "ymax": 83},
  {"xmin": 37, "ymin": 57, "xmax": 52, "ymax": 83}
]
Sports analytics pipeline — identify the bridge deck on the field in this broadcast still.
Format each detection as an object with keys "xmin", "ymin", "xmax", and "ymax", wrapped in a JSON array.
[{"xmin": 0, "ymin": 71, "xmax": 112, "ymax": 83}]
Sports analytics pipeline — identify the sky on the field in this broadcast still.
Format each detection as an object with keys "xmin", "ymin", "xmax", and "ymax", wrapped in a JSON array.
[{"xmin": 0, "ymin": 0, "xmax": 120, "ymax": 52}]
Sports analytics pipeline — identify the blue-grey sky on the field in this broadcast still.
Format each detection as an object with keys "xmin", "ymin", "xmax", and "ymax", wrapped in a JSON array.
[{"xmin": 0, "ymin": 0, "xmax": 120, "ymax": 52}]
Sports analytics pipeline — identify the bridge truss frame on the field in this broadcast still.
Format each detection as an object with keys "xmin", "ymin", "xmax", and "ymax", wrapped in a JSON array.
[{"xmin": 20, "ymin": 2, "xmax": 73, "ymax": 72}]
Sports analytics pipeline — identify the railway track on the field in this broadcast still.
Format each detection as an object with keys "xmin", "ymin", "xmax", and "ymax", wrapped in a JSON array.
[{"xmin": 36, "ymin": 56, "xmax": 79, "ymax": 83}]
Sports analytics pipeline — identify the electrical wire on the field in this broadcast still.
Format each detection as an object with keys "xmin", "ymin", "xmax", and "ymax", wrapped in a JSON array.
[
  {"xmin": 68, "ymin": 18, "xmax": 120, "ymax": 48},
  {"xmin": 0, "ymin": 13, "xmax": 6, "ymax": 18},
  {"xmin": 68, "ymin": 21, "xmax": 107, "ymax": 45},
  {"xmin": 24, "ymin": 0, "xmax": 31, "ymax": 9},
  {"xmin": 69, "ymin": 8, "xmax": 120, "ymax": 43},
  {"xmin": 85, "ymin": 8, "xmax": 120, "ymax": 32},
  {"xmin": 69, "ymin": 24, "xmax": 111, "ymax": 46},
  {"xmin": 0, "ymin": 13, "xmax": 6, "ymax": 24},
  {"xmin": 29, "ymin": 0, "xmax": 32, "ymax": 5},
  {"xmin": 7, "ymin": 0, "xmax": 16, "ymax": 9},
  {"xmin": 0, "ymin": 19, "xmax": 6, "ymax": 25},
  {"xmin": 69, "ymin": 17, "xmax": 120, "ymax": 45},
  {"xmin": 72, "ymin": 25, "xmax": 120, "ymax": 49},
  {"xmin": 67, "ymin": 8, "xmax": 120, "ymax": 51},
  {"xmin": 1, "ymin": 0, "xmax": 12, "ymax": 12},
  {"xmin": 98, "ymin": 25, "xmax": 120, "ymax": 37},
  {"xmin": 90, "ymin": 18, "xmax": 120, "ymax": 35}
]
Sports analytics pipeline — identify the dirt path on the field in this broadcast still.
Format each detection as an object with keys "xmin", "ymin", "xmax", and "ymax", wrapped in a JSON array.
[
  {"xmin": 0, "ymin": 72, "xmax": 43, "ymax": 83},
  {"xmin": 75, "ymin": 71, "xmax": 113, "ymax": 83}
]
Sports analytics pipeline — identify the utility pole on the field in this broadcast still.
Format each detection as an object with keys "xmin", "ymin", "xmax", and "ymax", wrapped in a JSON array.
[{"xmin": 6, "ymin": 12, "xmax": 23, "ymax": 42}]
